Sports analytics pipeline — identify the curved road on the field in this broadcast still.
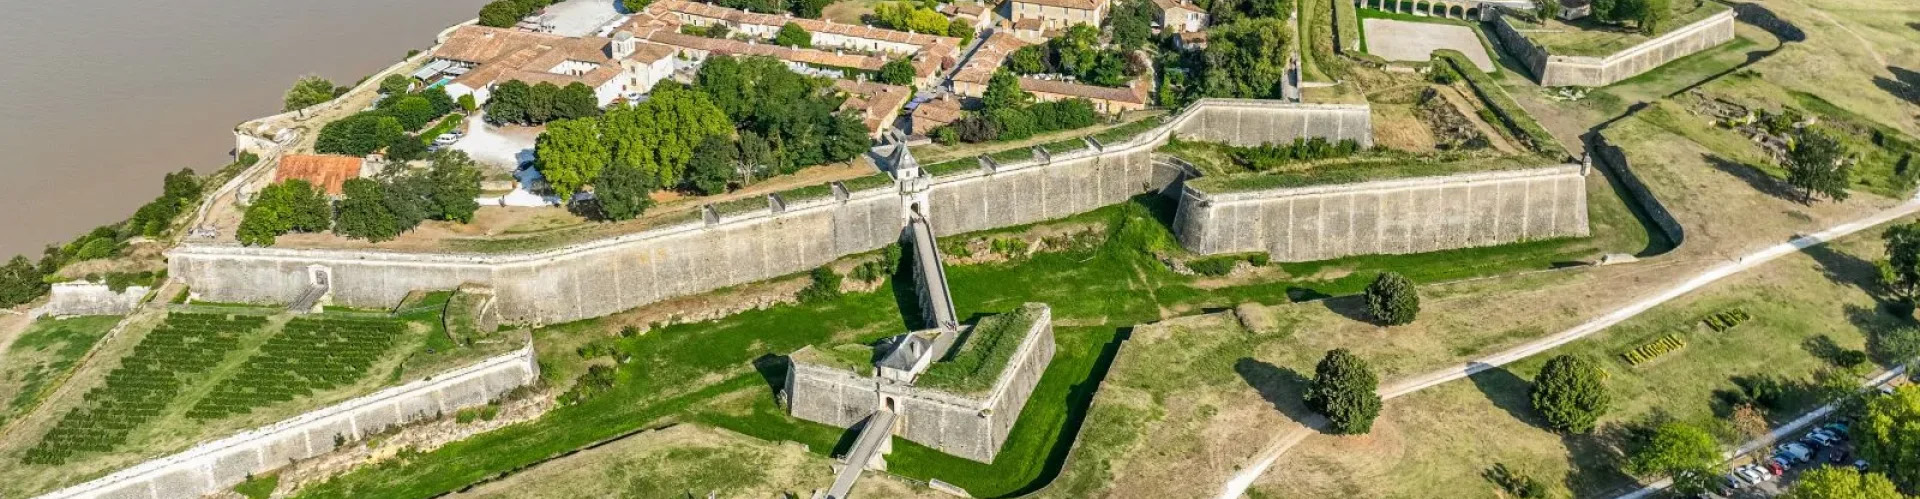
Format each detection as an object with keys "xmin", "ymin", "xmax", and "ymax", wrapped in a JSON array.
[{"xmin": 1219, "ymin": 194, "xmax": 1920, "ymax": 499}]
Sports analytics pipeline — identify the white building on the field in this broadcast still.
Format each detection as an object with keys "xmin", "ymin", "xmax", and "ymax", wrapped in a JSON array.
[{"xmin": 426, "ymin": 25, "xmax": 677, "ymax": 107}]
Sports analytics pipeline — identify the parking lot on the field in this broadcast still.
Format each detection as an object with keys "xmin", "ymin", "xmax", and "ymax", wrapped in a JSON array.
[{"xmin": 1705, "ymin": 419, "xmax": 1867, "ymax": 498}]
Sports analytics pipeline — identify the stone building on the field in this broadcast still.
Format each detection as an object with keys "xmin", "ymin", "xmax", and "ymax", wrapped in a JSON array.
[
  {"xmin": 1008, "ymin": 0, "xmax": 1109, "ymax": 31},
  {"xmin": 786, "ymin": 303, "xmax": 1056, "ymax": 463}
]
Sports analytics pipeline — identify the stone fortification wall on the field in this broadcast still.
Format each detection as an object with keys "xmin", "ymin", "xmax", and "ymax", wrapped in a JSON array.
[
  {"xmin": 38, "ymin": 346, "xmax": 539, "ymax": 499},
  {"xmin": 170, "ymin": 186, "xmax": 902, "ymax": 325},
  {"xmin": 786, "ymin": 306, "xmax": 1056, "ymax": 463},
  {"xmin": 1170, "ymin": 101, "xmax": 1373, "ymax": 148},
  {"xmin": 1591, "ymin": 133, "xmax": 1683, "ymax": 247},
  {"xmin": 1492, "ymin": 9, "xmax": 1736, "ymax": 87},
  {"xmin": 925, "ymin": 146, "xmax": 1160, "ymax": 236},
  {"xmin": 34, "ymin": 283, "xmax": 151, "ymax": 318},
  {"xmin": 1175, "ymin": 165, "xmax": 1590, "ymax": 260}
]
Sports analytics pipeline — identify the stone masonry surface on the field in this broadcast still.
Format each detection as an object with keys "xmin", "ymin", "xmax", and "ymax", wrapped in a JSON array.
[
  {"xmin": 170, "ymin": 100, "xmax": 1373, "ymax": 324},
  {"xmin": 786, "ymin": 306, "xmax": 1057, "ymax": 463},
  {"xmin": 1491, "ymin": 9, "xmax": 1736, "ymax": 87},
  {"xmin": 34, "ymin": 345, "xmax": 539, "ymax": 499},
  {"xmin": 1174, "ymin": 164, "xmax": 1591, "ymax": 260}
]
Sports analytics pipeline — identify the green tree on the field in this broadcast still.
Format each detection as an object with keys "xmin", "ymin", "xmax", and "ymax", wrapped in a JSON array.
[
  {"xmin": 948, "ymin": 22, "xmax": 976, "ymax": 45},
  {"xmin": 385, "ymin": 95, "xmax": 439, "ymax": 131},
  {"xmin": 386, "ymin": 137, "xmax": 428, "ymax": 161},
  {"xmin": 421, "ymin": 87, "xmax": 457, "ymax": 116},
  {"xmin": 0, "ymin": 256, "xmax": 48, "ymax": 308},
  {"xmin": 1109, "ymin": 0, "xmax": 1156, "ymax": 51},
  {"xmin": 685, "ymin": 135, "xmax": 738, "ymax": 195},
  {"xmin": 1637, "ymin": 0, "xmax": 1670, "ymax": 34},
  {"xmin": 1883, "ymin": 222, "xmax": 1920, "ymax": 306},
  {"xmin": 1536, "ymin": 0, "xmax": 1562, "ymax": 20},
  {"xmin": 983, "ymin": 70, "xmax": 1031, "ymax": 111},
  {"xmin": 989, "ymin": 107, "xmax": 1038, "ymax": 141},
  {"xmin": 1785, "ymin": 468, "xmax": 1908, "ymax": 499},
  {"xmin": 591, "ymin": 165, "xmax": 657, "ymax": 221},
  {"xmin": 458, "ymin": 94, "xmax": 478, "ymax": 113},
  {"xmin": 1786, "ymin": 129, "xmax": 1851, "ymax": 203},
  {"xmin": 1364, "ymin": 272, "xmax": 1419, "ymax": 326},
  {"xmin": 1304, "ymin": 349, "xmax": 1382, "ymax": 434},
  {"xmin": 236, "ymin": 180, "xmax": 330, "ymax": 246},
  {"xmin": 790, "ymin": 0, "xmax": 831, "ymax": 17},
  {"xmin": 333, "ymin": 178, "xmax": 403, "ymax": 242},
  {"xmin": 315, "ymin": 112, "xmax": 405, "ymax": 156},
  {"xmin": 379, "ymin": 74, "xmax": 413, "ymax": 95},
  {"xmin": 488, "ymin": 80, "xmax": 533, "ymax": 124},
  {"xmin": 1200, "ymin": 19, "xmax": 1292, "ymax": 99},
  {"xmin": 1857, "ymin": 385, "xmax": 1920, "ymax": 493},
  {"xmin": 535, "ymin": 118, "xmax": 610, "ymax": 201},
  {"xmin": 601, "ymin": 84, "xmax": 732, "ymax": 187},
  {"xmin": 1530, "ymin": 354, "xmax": 1611, "ymax": 433},
  {"xmin": 878, "ymin": 59, "xmax": 918, "ymax": 85},
  {"xmin": 554, "ymin": 82, "xmax": 602, "ymax": 120},
  {"xmin": 1010, "ymin": 45, "xmax": 1050, "ymax": 74},
  {"xmin": 426, "ymin": 150, "xmax": 483, "ymax": 223},
  {"xmin": 1628, "ymin": 422, "xmax": 1720, "ymax": 494},
  {"xmin": 283, "ymin": 75, "xmax": 337, "ymax": 112},
  {"xmin": 774, "ymin": 22, "xmax": 812, "ymax": 48},
  {"xmin": 478, "ymin": 0, "xmax": 525, "ymax": 27},
  {"xmin": 622, "ymin": 0, "xmax": 653, "ymax": 13}
]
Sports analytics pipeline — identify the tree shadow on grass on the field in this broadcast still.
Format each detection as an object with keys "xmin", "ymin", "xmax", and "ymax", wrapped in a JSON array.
[
  {"xmin": 1873, "ymin": 66, "xmax": 1920, "ymax": 108},
  {"xmin": 1802, "ymin": 242, "xmax": 1883, "ymax": 297},
  {"xmin": 1233, "ymin": 357, "xmax": 1317, "ymax": 423},
  {"xmin": 891, "ymin": 230, "xmax": 928, "ymax": 332},
  {"xmin": 1702, "ymin": 153, "xmax": 1802, "ymax": 203},
  {"xmin": 1319, "ymin": 294, "xmax": 1376, "ymax": 325},
  {"xmin": 1730, "ymin": 2, "xmax": 1805, "ymax": 44},
  {"xmin": 1561, "ymin": 424, "xmax": 1639, "ymax": 497},
  {"xmin": 1465, "ymin": 362, "xmax": 1550, "ymax": 431}
]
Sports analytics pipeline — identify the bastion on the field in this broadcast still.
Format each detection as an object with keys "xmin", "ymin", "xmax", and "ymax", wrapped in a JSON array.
[
  {"xmin": 786, "ymin": 303, "xmax": 1056, "ymax": 463},
  {"xmin": 1489, "ymin": 7, "xmax": 1736, "ymax": 87}
]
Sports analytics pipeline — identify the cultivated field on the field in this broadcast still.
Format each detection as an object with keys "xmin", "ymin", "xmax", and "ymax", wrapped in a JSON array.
[{"xmin": 0, "ymin": 316, "xmax": 122, "ymax": 429}]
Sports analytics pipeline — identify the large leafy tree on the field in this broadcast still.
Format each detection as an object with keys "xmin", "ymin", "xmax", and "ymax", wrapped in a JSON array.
[
  {"xmin": 1638, "ymin": 0, "xmax": 1671, "ymax": 34},
  {"xmin": 488, "ymin": 80, "xmax": 533, "ymax": 124},
  {"xmin": 592, "ymin": 165, "xmax": 657, "ymax": 221},
  {"xmin": 685, "ymin": 135, "xmax": 738, "ymax": 195},
  {"xmin": 237, "ymin": 180, "xmax": 331, "ymax": 246},
  {"xmin": 425, "ymin": 150, "xmax": 483, "ymax": 223},
  {"xmin": 333, "ymin": 178, "xmax": 403, "ymax": 242},
  {"xmin": 0, "ymin": 256, "xmax": 48, "ymax": 308},
  {"xmin": 877, "ymin": 59, "xmax": 917, "ymax": 86},
  {"xmin": 315, "ymin": 112, "xmax": 405, "ymax": 156},
  {"xmin": 774, "ymin": 22, "xmax": 812, "ymax": 48},
  {"xmin": 1628, "ymin": 422, "xmax": 1721, "ymax": 495},
  {"xmin": 535, "ymin": 118, "xmax": 611, "ymax": 201},
  {"xmin": 1200, "ymin": 19, "xmax": 1292, "ymax": 99},
  {"xmin": 1857, "ymin": 385, "xmax": 1920, "ymax": 493},
  {"xmin": 1364, "ymin": 272, "xmax": 1419, "ymax": 326},
  {"xmin": 1304, "ymin": 349, "xmax": 1382, "ymax": 434},
  {"xmin": 602, "ymin": 84, "xmax": 732, "ymax": 187},
  {"xmin": 283, "ymin": 75, "xmax": 337, "ymax": 112},
  {"xmin": 983, "ymin": 70, "xmax": 1031, "ymax": 112},
  {"xmin": 1530, "ymin": 355, "xmax": 1611, "ymax": 433},
  {"xmin": 1784, "ymin": 468, "xmax": 1907, "ymax": 499},
  {"xmin": 1882, "ymin": 222, "xmax": 1920, "ymax": 307},
  {"xmin": 1109, "ymin": 0, "xmax": 1156, "ymax": 51},
  {"xmin": 1785, "ymin": 129, "xmax": 1851, "ymax": 204}
]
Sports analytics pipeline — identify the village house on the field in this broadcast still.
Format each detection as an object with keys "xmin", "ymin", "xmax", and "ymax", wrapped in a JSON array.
[
  {"xmin": 833, "ymin": 79, "xmax": 915, "ymax": 139},
  {"xmin": 951, "ymin": 32, "xmax": 1150, "ymax": 113},
  {"xmin": 1151, "ymin": 0, "xmax": 1208, "ymax": 32},
  {"xmin": 909, "ymin": 94, "xmax": 966, "ymax": 136},
  {"xmin": 625, "ymin": 0, "xmax": 959, "ymax": 87},
  {"xmin": 1007, "ymin": 0, "xmax": 1109, "ymax": 31},
  {"xmin": 422, "ymin": 25, "xmax": 676, "ymax": 107}
]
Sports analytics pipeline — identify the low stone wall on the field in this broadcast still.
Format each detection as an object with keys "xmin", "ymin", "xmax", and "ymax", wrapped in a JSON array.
[
  {"xmin": 786, "ymin": 306, "xmax": 1056, "ymax": 463},
  {"xmin": 1174, "ymin": 165, "xmax": 1590, "ymax": 260},
  {"xmin": 34, "ymin": 283, "xmax": 151, "ymax": 318},
  {"xmin": 37, "ymin": 345, "xmax": 539, "ymax": 499},
  {"xmin": 1491, "ymin": 8, "xmax": 1736, "ymax": 87}
]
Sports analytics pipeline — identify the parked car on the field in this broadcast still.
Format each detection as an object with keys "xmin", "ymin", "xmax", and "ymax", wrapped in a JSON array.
[
  {"xmin": 1823, "ymin": 422, "xmax": 1850, "ymax": 436},
  {"xmin": 1737, "ymin": 464, "xmax": 1772, "ymax": 485},
  {"xmin": 1768, "ymin": 457, "xmax": 1791, "ymax": 475},
  {"xmin": 433, "ymin": 134, "xmax": 460, "ymax": 146},
  {"xmin": 1855, "ymin": 459, "xmax": 1870, "ymax": 471},
  {"xmin": 1778, "ymin": 443, "xmax": 1814, "ymax": 463},
  {"xmin": 1722, "ymin": 472, "xmax": 1746, "ymax": 490}
]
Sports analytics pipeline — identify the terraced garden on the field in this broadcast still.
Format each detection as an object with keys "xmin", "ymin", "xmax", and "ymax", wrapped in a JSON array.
[
  {"xmin": 187, "ymin": 317, "xmax": 408, "ymax": 420},
  {"xmin": 22, "ymin": 313, "xmax": 264, "ymax": 465}
]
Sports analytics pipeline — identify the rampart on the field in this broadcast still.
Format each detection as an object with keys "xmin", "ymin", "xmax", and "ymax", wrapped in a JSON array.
[
  {"xmin": 1490, "ymin": 8, "xmax": 1736, "ymax": 87},
  {"xmin": 33, "ymin": 283, "xmax": 152, "ymax": 318},
  {"xmin": 36, "ymin": 345, "xmax": 539, "ymax": 499},
  {"xmin": 171, "ymin": 100, "xmax": 1371, "ymax": 324},
  {"xmin": 1174, "ymin": 164, "xmax": 1590, "ymax": 260},
  {"xmin": 786, "ymin": 305, "xmax": 1056, "ymax": 463}
]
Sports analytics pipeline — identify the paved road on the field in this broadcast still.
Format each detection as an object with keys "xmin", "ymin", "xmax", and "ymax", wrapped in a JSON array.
[{"xmin": 1218, "ymin": 195, "xmax": 1920, "ymax": 499}]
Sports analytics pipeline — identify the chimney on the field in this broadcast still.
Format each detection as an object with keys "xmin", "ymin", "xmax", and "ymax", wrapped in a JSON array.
[{"xmin": 612, "ymin": 31, "xmax": 636, "ymax": 59}]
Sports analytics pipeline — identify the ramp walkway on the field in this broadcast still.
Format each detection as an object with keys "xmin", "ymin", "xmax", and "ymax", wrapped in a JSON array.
[
  {"xmin": 908, "ymin": 215, "xmax": 958, "ymax": 331},
  {"xmin": 825, "ymin": 410, "xmax": 897, "ymax": 499},
  {"xmin": 287, "ymin": 284, "xmax": 328, "ymax": 314}
]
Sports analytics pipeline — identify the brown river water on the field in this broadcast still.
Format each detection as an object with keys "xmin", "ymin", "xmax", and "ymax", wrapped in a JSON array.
[{"xmin": 0, "ymin": 0, "xmax": 492, "ymax": 258}]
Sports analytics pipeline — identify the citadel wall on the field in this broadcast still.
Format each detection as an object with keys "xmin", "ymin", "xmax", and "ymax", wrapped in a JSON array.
[
  {"xmin": 1491, "ymin": 9, "xmax": 1737, "ymax": 87},
  {"xmin": 1174, "ymin": 165, "xmax": 1590, "ymax": 260}
]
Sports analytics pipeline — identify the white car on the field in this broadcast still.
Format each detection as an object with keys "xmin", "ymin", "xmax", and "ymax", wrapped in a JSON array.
[
  {"xmin": 1736, "ymin": 464, "xmax": 1771, "ymax": 485},
  {"xmin": 433, "ymin": 134, "xmax": 460, "ymax": 146},
  {"xmin": 1778, "ymin": 443, "xmax": 1814, "ymax": 463}
]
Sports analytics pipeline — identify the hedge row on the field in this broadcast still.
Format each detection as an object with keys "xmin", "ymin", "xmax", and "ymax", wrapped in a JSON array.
[
  {"xmin": 1703, "ymin": 308, "xmax": 1752, "ymax": 332},
  {"xmin": 1432, "ymin": 50, "xmax": 1568, "ymax": 159},
  {"xmin": 1621, "ymin": 334, "xmax": 1686, "ymax": 366}
]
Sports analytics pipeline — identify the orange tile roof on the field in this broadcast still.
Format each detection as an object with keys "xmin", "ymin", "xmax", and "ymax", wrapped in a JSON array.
[
  {"xmin": 436, "ymin": 25, "xmax": 640, "ymax": 90},
  {"xmin": 274, "ymin": 155, "xmax": 364, "ymax": 196},
  {"xmin": 833, "ymin": 79, "xmax": 914, "ymax": 134},
  {"xmin": 1012, "ymin": 0, "xmax": 1103, "ymax": 11}
]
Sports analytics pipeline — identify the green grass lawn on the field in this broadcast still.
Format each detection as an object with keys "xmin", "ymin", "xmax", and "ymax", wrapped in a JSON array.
[
  {"xmin": 1253, "ymin": 232, "xmax": 1907, "ymax": 499},
  {"xmin": 291, "ymin": 188, "xmax": 1656, "ymax": 499},
  {"xmin": 0, "ymin": 316, "xmax": 122, "ymax": 428},
  {"xmin": 1503, "ymin": 1, "xmax": 1730, "ymax": 57}
]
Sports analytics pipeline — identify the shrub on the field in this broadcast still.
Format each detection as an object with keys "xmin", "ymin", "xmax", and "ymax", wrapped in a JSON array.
[
  {"xmin": 1531, "ymin": 354, "xmax": 1611, "ymax": 433},
  {"xmin": 1620, "ymin": 334, "xmax": 1687, "ymax": 366},
  {"xmin": 1364, "ymin": 272, "xmax": 1420, "ymax": 326},
  {"xmin": 1304, "ymin": 349, "xmax": 1381, "ymax": 434},
  {"xmin": 1702, "ymin": 308, "xmax": 1751, "ymax": 332},
  {"xmin": 799, "ymin": 267, "xmax": 842, "ymax": 302},
  {"xmin": 1484, "ymin": 463, "xmax": 1549, "ymax": 499}
]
